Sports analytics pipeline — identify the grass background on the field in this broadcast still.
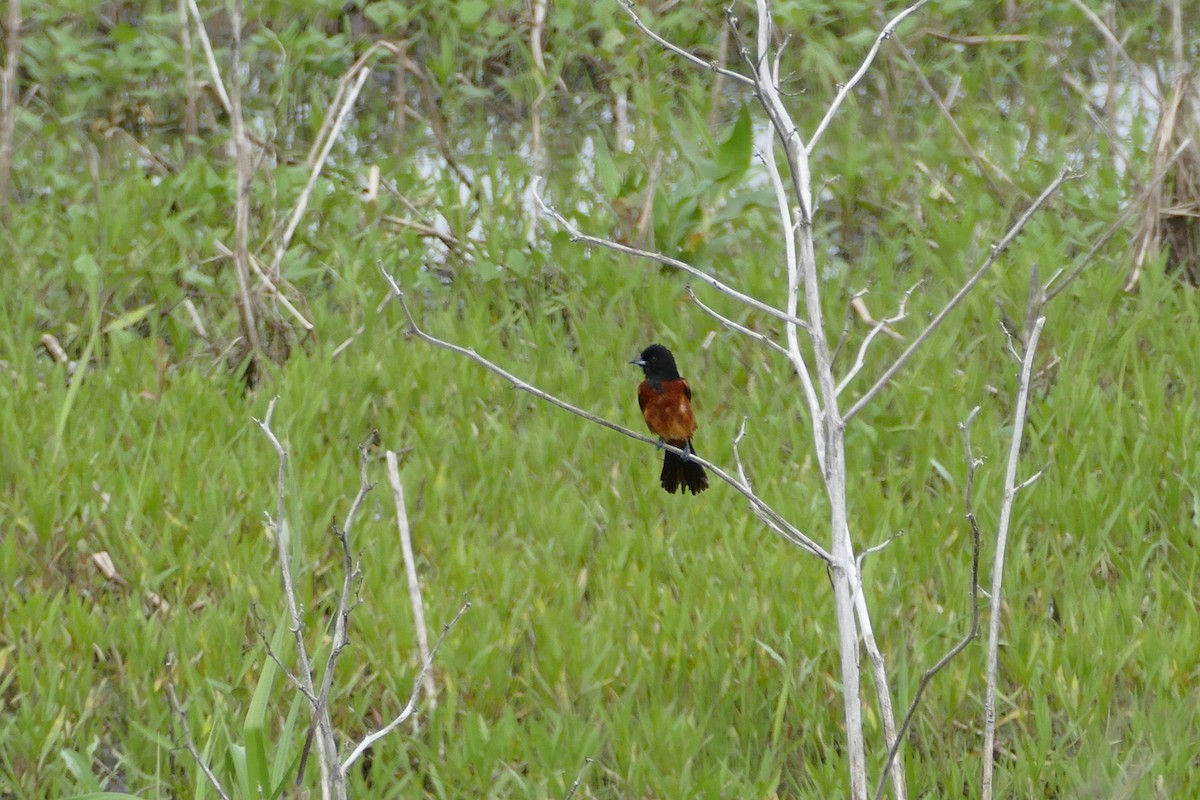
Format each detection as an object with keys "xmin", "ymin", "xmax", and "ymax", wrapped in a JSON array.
[{"xmin": 2, "ymin": 0, "xmax": 1199, "ymax": 797}]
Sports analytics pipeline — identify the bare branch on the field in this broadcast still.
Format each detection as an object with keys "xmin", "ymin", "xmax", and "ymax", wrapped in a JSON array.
[
  {"xmin": 845, "ymin": 167, "xmax": 1071, "ymax": 423},
  {"xmin": 981, "ymin": 310, "xmax": 1046, "ymax": 799},
  {"xmin": 806, "ymin": 0, "xmax": 933, "ymax": 155},
  {"xmin": 614, "ymin": 0, "xmax": 755, "ymax": 87},
  {"xmin": 379, "ymin": 265, "xmax": 831, "ymax": 563},
  {"xmin": 890, "ymin": 33, "xmax": 1016, "ymax": 198},
  {"xmin": 1044, "ymin": 138, "xmax": 1191, "ymax": 302},
  {"xmin": 0, "ymin": 0, "xmax": 22, "ymax": 224},
  {"xmin": 254, "ymin": 397, "xmax": 342, "ymax": 795},
  {"xmin": 759, "ymin": 133, "xmax": 822, "ymax": 433},
  {"xmin": 873, "ymin": 407, "xmax": 984, "ymax": 800},
  {"xmin": 729, "ymin": 417, "xmax": 823, "ymax": 553},
  {"xmin": 185, "ymin": 0, "xmax": 232, "ymax": 114},
  {"xmin": 315, "ymin": 442, "xmax": 372, "ymax": 714},
  {"xmin": 536, "ymin": 187, "xmax": 810, "ymax": 330},
  {"xmin": 686, "ymin": 286, "xmax": 790, "ymax": 358},
  {"xmin": 341, "ymin": 602, "xmax": 472, "ymax": 776},
  {"xmin": 748, "ymin": 2, "xmax": 879, "ymax": 793},
  {"xmin": 386, "ymin": 450, "xmax": 435, "ymax": 725},
  {"xmin": 165, "ymin": 654, "xmax": 232, "ymax": 800},
  {"xmin": 564, "ymin": 757, "xmax": 595, "ymax": 800},
  {"xmin": 851, "ymin": 577, "xmax": 903, "ymax": 800},
  {"xmin": 214, "ymin": 239, "xmax": 315, "ymax": 333},
  {"xmin": 226, "ymin": 0, "xmax": 261, "ymax": 358},
  {"xmin": 250, "ymin": 603, "xmax": 316, "ymax": 702},
  {"xmin": 836, "ymin": 282, "xmax": 919, "ymax": 396},
  {"xmin": 1012, "ymin": 467, "xmax": 1045, "ymax": 495},
  {"xmin": 266, "ymin": 57, "xmax": 372, "ymax": 282},
  {"xmin": 856, "ymin": 530, "xmax": 903, "ymax": 571},
  {"xmin": 1065, "ymin": 0, "xmax": 1160, "ymax": 106}
]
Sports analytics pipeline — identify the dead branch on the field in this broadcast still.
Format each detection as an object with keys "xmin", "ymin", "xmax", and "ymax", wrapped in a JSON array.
[
  {"xmin": 340, "ymin": 602, "xmax": 472, "ymax": 776},
  {"xmin": 378, "ymin": 263, "xmax": 831, "ymax": 562}
]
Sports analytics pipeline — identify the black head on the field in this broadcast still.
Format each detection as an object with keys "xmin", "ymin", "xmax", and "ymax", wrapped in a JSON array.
[{"xmin": 630, "ymin": 343, "xmax": 681, "ymax": 381}]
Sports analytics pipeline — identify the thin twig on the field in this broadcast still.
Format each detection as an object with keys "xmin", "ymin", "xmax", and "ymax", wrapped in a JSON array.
[
  {"xmin": 806, "ymin": 0, "xmax": 933, "ymax": 155},
  {"xmin": 266, "ymin": 59, "xmax": 372, "ymax": 282},
  {"xmin": 728, "ymin": 417, "xmax": 816, "ymax": 551},
  {"xmin": 872, "ymin": 407, "xmax": 983, "ymax": 800},
  {"xmin": 686, "ymin": 286, "xmax": 790, "ymax": 358},
  {"xmin": 0, "ymin": 0, "xmax": 22, "ymax": 224},
  {"xmin": 213, "ymin": 239, "xmax": 315, "ymax": 332},
  {"xmin": 295, "ymin": 441, "xmax": 369, "ymax": 786},
  {"xmin": 381, "ymin": 215, "xmax": 461, "ymax": 250},
  {"xmin": 165, "ymin": 653, "xmax": 232, "ymax": 800},
  {"xmin": 845, "ymin": 168, "xmax": 1071, "ymax": 423},
  {"xmin": 386, "ymin": 450, "xmax": 435, "ymax": 725},
  {"xmin": 1044, "ymin": 139, "xmax": 1192, "ymax": 302},
  {"xmin": 299, "ymin": 41, "xmax": 403, "ymax": 174},
  {"xmin": 890, "ymin": 33, "xmax": 1016, "ymax": 198},
  {"xmin": 850, "ymin": 295, "xmax": 907, "ymax": 343},
  {"xmin": 981, "ymin": 307, "xmax": 1046, "ymax": 800},
  {"xmin": 186, "ymin": 0, "xmax": 231, "ymax": 114},
  {"xmin": 758, "ymin": 135, "xmax": 821, "ymax": 439},
  {"xmin": 227, "ymin": 0, "xmax": 261, "ymax": 358},
  {"xmin": 249, "ymin": 603, "xmax": 316, "ymax": 702},
  {"xmin": 177, "ymin": 0, "xmax": 198, "ymax": 148},
  {"xmin": 1065, "ymin": 0, "xmax": 1160, "ymax": 106},
  {"xmin": 379, "ymin": 265, "xmax": 831, "ymax": 562},
  {"xmin": 856, "ymin": 530, "xmax": 903, "ymax": 571},
  {"xmin": 924, "ymin": 31, "xmax": 1031, "ymax": 45},
  {"xmin": 564, "ymin": 757, "xmax": 595, "ymax": 800},
  {"xmin": 1012, "ymin": 468, "xmax": 1046, "ymax": 494},
  {"xmin": 614, "ymin": 0, "xmax": 754, "ymax": 87},
  {"xmin": 836, "ymin": 281, "xmax": 920, "ymax": 396},
  {"xmin": 536, "ymin": 186, "xmax": 810, "ymax": 330},
  {"xmin": 254, "ymin": 398, "xmax": 342, "ymax": 795},
  {"xmin": 340, "ymin": 602, "xmax": 472, "ymax": 775}
]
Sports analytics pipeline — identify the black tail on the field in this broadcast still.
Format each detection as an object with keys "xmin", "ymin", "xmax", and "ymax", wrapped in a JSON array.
[{"xmin": 661, "ymin": 442, "xmax": 709, "ymax": 495}]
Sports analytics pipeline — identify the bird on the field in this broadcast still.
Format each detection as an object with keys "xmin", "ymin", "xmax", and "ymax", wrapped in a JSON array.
[{"xmin": 630, "ymin": 344, "xmax": 709, "ymax": 495}]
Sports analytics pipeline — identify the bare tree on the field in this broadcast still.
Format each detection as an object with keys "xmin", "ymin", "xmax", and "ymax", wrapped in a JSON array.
[
  {"xmin": 169, "ymin": 399, "xmax": 467, "ymax": 799},
  {"xmin": 382, "ymin": 2, "xmax": 1068, "ymax": 797}
]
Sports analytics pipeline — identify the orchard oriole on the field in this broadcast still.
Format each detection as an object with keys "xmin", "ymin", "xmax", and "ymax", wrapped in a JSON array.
[{"xmin": 631, "ymin": 344, "xmax": 709, "ymax": 495}]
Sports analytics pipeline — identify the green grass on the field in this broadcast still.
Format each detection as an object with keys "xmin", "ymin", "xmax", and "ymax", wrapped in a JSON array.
[
  {"xmin": 5, "ymin": 249, "xmax": 1200, "ymax": 797},
  {"xmin": 3, "ymin": 0, "xmax": 1199, "ymax": 797}
]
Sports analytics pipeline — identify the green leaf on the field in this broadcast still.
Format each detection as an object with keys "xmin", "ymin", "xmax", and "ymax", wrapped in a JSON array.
[
  {"xmin": 716, "ymin": 104, "xmax": 753, "ymax": 182},
  {"xmin": 600, "ymin": 28, "xmax": 626, "ymax": 54},
  {"xmin": 245, "ymin": 610, "xmax": 291, "ymax": 797},
  {"xmin": 103, "ymin": 304, "xmax": 154, "ymax": 335},
  {"xmin": 60, "ymin": 749, "xmax": 101, "ymax": 791},
  {"xmin": 458, "ymin": 0, "xmax": 489, "ymax": 26},
  {"xmin": 181, "ymin": 268, "xmax": 215, "ymax": 289},
  {"xmin": 504, "ymin": 247, "xmax": 530, "ymax": 278},
  {"xmin": 72, "ymin": 252, "xmax": 101, "ymax": 282},
  {"xmin": 267, "ymin": 691, "xmax": 309, "ymax": 799},
  {"xmin": 592, "ymin": 134, "xmax": 621, "ymax": 198}
]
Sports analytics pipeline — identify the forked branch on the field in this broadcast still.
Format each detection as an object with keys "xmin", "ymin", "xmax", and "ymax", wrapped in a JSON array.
[
  {"xmin": 981, "ymin": 303, "xmax": 1046, "ymax": 799},
  {"xmin": 844, "ymin": 168, "xmax": 1071, "ymax": 423},
  {"xmin": 536, "ymin": 187, "xmax": 810, "ymax": 330},
  {"xmin": 378, "ymin": 264, "xmax": 831, "ymax": 562},
  {"xmin": 340, "ymin": 602, "xmax": 472, "ymax": 775},
  {"xmin": 872, "ymin": 406, "xmax": 984, "ymax": 800}
]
